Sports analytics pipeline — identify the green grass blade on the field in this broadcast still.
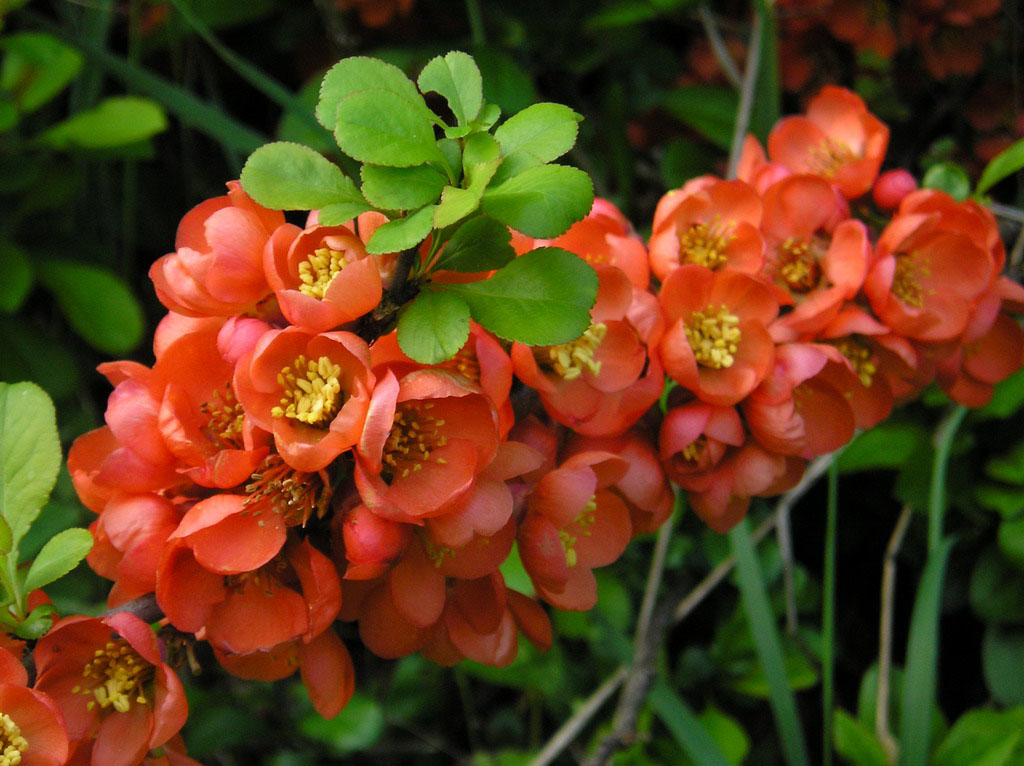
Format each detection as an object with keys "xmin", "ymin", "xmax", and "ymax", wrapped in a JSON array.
[
  {"xmin": 730, "ymin": 518, "xmax": 811, "ymax": 766},
  {"xmin": 928, "ymin": 405, "xmax": 968, "ymax": 553},
  {"xmin": 649, "ymin": 677, "xmax": 730, "ymax": 766},
  {"xmin": 822, "ymin": 461, "xmax": 839, "ymax": 766},
  {"xmin": 27, "ymin": 12, "xmax": 267, "ymax": 155},
  {"xmin": 748, "ymin": 0, "xmax": 780, "ymax": 141},
  {"xmin": 165, "ymin": 0, "xmax": 325, "ymax": 137},
  {"xmin": 899, "ymin": 537, "xmax": 955, "ymax": 766}
]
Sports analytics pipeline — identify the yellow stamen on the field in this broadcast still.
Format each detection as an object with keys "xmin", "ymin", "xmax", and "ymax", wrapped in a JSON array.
[
  {"xmin": 680, "ymin": 436, "xmax": 707, "ymax": 463},
  {"xmin": 0, "ymin": 712, "xmax": 28, "ymax": 766},
  {"xmin": 559, "ymin": 496, "xmax": 598, "ymax": 568},
  {"xmin": 200, "ymin": 384, "xmax": 245, "ymax": 449},
  {"xmin": 298, "ymin": 247, "xmax": 348, "ymax": 300},
  {"xmin": 892, "ymin": 251, "xmax": 931, "ymax": 309},
  {"xmin": 685, "ymin": 305, "xmax": 742, "ymax": 369},
  {"xmin": 776, "ymin": 236, "xmax": 823, "ymax": 293},
  {"xmin": 440, "ymin": 345, "xmax": 481, "ymax": 383},
  {"xmin": 545, "ymin": 323, "xmax": 607, "ymax": 380},
  {"xmin": 244, "ymin": 454, "xmax": 331, "ymax": 526},
  {"xmin": 836, "ymin": 338, "xmax": 878, "ymax": 388},
  {"xmin": 382, "ymin": 402, "xmax": 448, "ymax": 483},
  {"xmin": 810, "ymin": 137, "xmax": 855, "ymax": 179},
  {"xmin": 271, "ymin": 355, "xmax": 344, "ymax": 426},
  {"xmin": 680, "ymin": 217, "xmax": 734, "ymax": 269},
  {"xmin": 71, "ymin": 639, "xmax": 152, "ymax": 715}
]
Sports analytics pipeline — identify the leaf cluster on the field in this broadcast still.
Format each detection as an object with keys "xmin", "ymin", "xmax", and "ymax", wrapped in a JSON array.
[{"xmin": 240, "ymin": 52, "xmax": 598, "ymax": 364}]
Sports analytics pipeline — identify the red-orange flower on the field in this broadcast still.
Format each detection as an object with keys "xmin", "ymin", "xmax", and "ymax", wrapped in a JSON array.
[
  {"xmin": 0, "ymin": 680, "xmax": 68, "ymax": 766},
  {"xmin": 150, "ymin": 181, "xmax": 282, "ymax": 318},
  {"xmin": 659, "ymin": 265, "xmax": 778, "ymax": 406},
  {"xmin": 234, "ymin": 328, "xmax": 374, "ymax": 472},
  {"xmin": 546, "ymin": 198, "xmax": 650, "ymax": 290},
  {"xmin": 649, "ymin": 178, "xmax": 765, "ymax": 282},
  {"xmin": 768, "ymin": 86, "xmax": 889, "ymax": 198},
  {"xmin": 264, "ymin": 223, "xmax": 383, "ymax": 332},
  {"xmin": 33, "ymin": 613, "xmax": 186, "ymax": 766},
  {"xmin": 157, "ymin": 538, "xmax": 340, "ymax": 655}
]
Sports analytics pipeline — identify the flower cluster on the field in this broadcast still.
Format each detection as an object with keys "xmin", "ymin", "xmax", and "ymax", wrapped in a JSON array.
[
  {"xmin": 652, "ymin": 85, "xmax": 1024, "ymax": 530},
  {"xmin": 44, "ymin": 83, "xmax": 1022, "ymax": 762}
]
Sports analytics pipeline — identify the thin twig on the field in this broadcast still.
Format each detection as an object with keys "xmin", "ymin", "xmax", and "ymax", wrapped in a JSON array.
[
  {"xmin": 877, "ymin": 506, "xmax": 912, "ymax": 764},
  {"xmin": 725, "ymin": 6, "xmax": 764, "ymax": 180},
  {"xmin": 584, "ymin": 506, "xmax": 679, "ymax": 764},
  {"xmin": 698, "ymin": 2, "xmax": 742, "ymax": 89},
  {"xmin": 530, "ymin": 667, "xmax": 628, "ymax": 766},
  {"xmin": 1010, "ymin": 221, "xmax": 1024, "ymax": 275},
  {"xmin": 988, "ymin": 201, "xmax": 1024, "ymax": 225},
  {"xmin": 534, "ymin": 454, "xmax": 837, "ymax": 765}
]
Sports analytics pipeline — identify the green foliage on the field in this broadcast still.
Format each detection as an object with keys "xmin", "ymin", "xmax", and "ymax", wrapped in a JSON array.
[
  {"xmin": 660, "ymin": 86, "xmax": 738, "ymax": 150},
  {"xmin": 0, "ymin": 31, "xmax": 82, "ymax": 114},
  {"xmin": 439, "ymin": 247, "xmax": 598, "ymax": 346},
  {"xmin": 241, "ymin": 141, "xmax": 366, "ymax": 211},
  {"xmin": 932, "ymin": 708, "xmax": 1024, "ymax": 766},
  {"xmin": 397, "ymin": 289, "xmax": 471, "ymax": 365},
  {"xmin": 832, "ymin": 709, "xmax": 887, "ymax": 766},
  {"xmin": 298, "ymin": 693, "xmax": 385, "ymax": 755},
  {"xmin": 361, "ymin": 164, "xmax": 447, "ymax": 210},
  {"xmin": 480, "ymin": 164, "xmax": 593, "ymax": 237},
  {"xmin": 40, "ymin": 95, "xmax": 167, "ymax": 149},
  {"xmin": 648, "ymin": 679, "xmax": 730, "ymax": 766},
  {"xmin": 982, "ymin": 626, "xmax": 1024, "ymax": 706},
  {"xmin": 975, "ymin": 137, "xmax": 1024, "ymax": 196},
  {"xmin": 0, "ymin": 239, "xmax": 31, "ymax": 312},
  {"xmin": 431, "ymin": 215, "xmax": 516, "ymax": 273},
  {"xmin": 316, "ymin": 56, "xmax": 423, "ymax": 132},
  {"xmin": 22, "ymin": 526, "xmax": 93, "ymax": 592},
  {"xmin": 365, "ymin": 204, "xmax": 436, "ymax": 254},
  {"xmin": 922, "ymin": 161, "xmax": 971, "ymax": 201},
  {"xmin": 36, "ymin": 261, "xmax": 145, "ymax": 355},
  {"xmin": 492, "ymin": 102, "xmax": 582, "ymax": 182},
  {"xmin": 417, "ymin": 51, "xmax": 483, "ymax": 127},
  {"xmin": 333, "ymin": 88, "xmax": 443, "ymax": 167}
]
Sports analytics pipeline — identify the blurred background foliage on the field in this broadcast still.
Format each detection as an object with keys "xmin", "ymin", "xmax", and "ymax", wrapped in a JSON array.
[{"xmin": 1, "ymin": 0, "xmax": 1023, "ymax": 763}]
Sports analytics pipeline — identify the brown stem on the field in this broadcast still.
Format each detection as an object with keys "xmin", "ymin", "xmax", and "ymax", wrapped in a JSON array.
[{"xmin": 877, "ymin": 506, "xmax": 912, "ymax": 764}]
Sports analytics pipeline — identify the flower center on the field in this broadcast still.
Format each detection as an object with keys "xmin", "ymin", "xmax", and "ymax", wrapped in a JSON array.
[
  {"xmin": 891, "ymin": 251, "xmax": 931, "ymax": 309},
  {"xmin": 0, "ymin": 713, "xmax": 28, "ymax": 766},
  {"xmin": 424, "ymin": 537, "xmax": 456, "ymax": 568},
  {"xmin": 298, "ymin": 247, "xmax": 348, "ymax": 300},
  {"xmin": 440, "ymin": 345, "xmax": 481, "ymax": 384},
  {"xmin": 200, "ymin": 384, "xmax": 245, "ymax": 449},
  {"xmin": 244, "ymin": 454, "xmax": 331, "ymax": 526},
  {"xmin": 223, "ymin": 560, "xmax": 286, "ymax": 595},
  {"xmin": 680, "ymin": 218, "xmax": 734, "ymax": 269},
  {"xmin": 382, "ymin": 402, "xmax": 448, "ymax": 482},
  {"xmin": 545, "ymin": 323, "xmax": 607, "ymax": 380},
  {"xmin": 680, "ymin": 436, "xmax": 707, "ymax": 463},
  {"xmin": 685, "ymin": 305, "xmax": 742, "ymax": 369},
  {"xmin": 272, "ymin": 355, "xmax": 344, "ymax": 427},
  {"xmin": 559, "ymin": 496, "xmax": 598, "ymax": 568},
  {"xmin": 836, "ymin": 337, "xmax": 877, "ymax": 387},
  {"xmin": 776, "ymin": 236, "xmax": 824, "ymax": 293},
  {"xmin": 71, "ymin": 639, "xmax": 153, "ymax": 714},
  {"xmin": 810, "ymin": 137, "xmax": 855, "ymax": 179}
]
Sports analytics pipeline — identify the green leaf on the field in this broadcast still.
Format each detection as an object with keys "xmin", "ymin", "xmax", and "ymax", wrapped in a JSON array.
[
  {"xmin": 838, "ymin": 421, "xmax": 930, "ymax": 472},
  {"xmin": 922, "ymin": 162, "xmax": 971, "ymax": 201},
  {"xmin": 976, "ymin": 368, "xmax": 1024, "ymax": 420},
  {"xmin": 40, "ymin": 96, "xmax": 167, "ymax": 149},
  {"xmin": 832, "ymin": 709, "xmax": 887, "ymax": 766},
  {"xmin": 317, "ymin": 56, "xmax": 423, "ymax": 131},
  {"xmin": 433, "ymin": 185, "xmax": 482, "ymax": 229},
  {"xmin": 987, "ymin": 442, "xmax": 1024, "ymax": 485},
  {"xmin": 334, "ymin": 89, "xmax": 442, "ymax": 168},
  {"xmin": 729, "ymin": 519, "xmax": 811, "ymax": 766},
  {"xmin": 999, "ymin": 516, "xmax": 1024, "ymax": 569},
  {"xmin": 318, "ymin": 202, "xmax": 374, "ymax": 226},
  {"xmin": 0, "ymin": 240, "xmax": 31, "ymax": 313},
  {"xmin": 360, "ymin": 164, "xmax": 446, "ymax": 210},
  {"xmin": 696, "ymin": 705, "xmax": 750, "ymax": 766},
  {"xmin": 648, "ymin": 678, "xmax": 730, "ymax": 766},
  {"xmin": 899, "ymin": 536, "xmax": 955, "ymax": 766},
  {"xmin": 932, "ymin": 708, "xmax": 1024, "ymax": 766},
  {"xmin": 432, "ymin": 216, "xmax": 515, "ymax": 272},
  {"xmin": 0, "ymin": 514, "xmax": 11, "ymax": 556},
  {"xmin": 14, "ymin": 604, "xmax": 57, "ymax": 640},
  {"xmin": 396, "ymin": 290, "xmax": 470, "ymax": 364},
  {"xmin": 299, "ymin": 693, "xmax": 384, "ymax": 754},
  {"xmin": 481, "ymin": 164, "xmax": 593, "ymax": 238},
  {"xmin": 462, "ymin": 132, "xmax": 501, "ymax": 188},
  {"xmin": 439, "ymin": 247, "xmax": 597, "ymax": 345},
  {"xmin": 22, "ymin": 527, "xmax": 92, "ymax": 592},
  {"xmin": 417, "ymin": 51, "xmax": 483, "ymax": 126},
  {"xmin": 0, "ymin": 382, "xmax": 60, "ymax": 548},
  {"xmin": 970, "ymin": 546, "xmax": 1024, "ymax": 624},
  {"xmin": 976, "ymin": 138, "xmax": 1024, "ymax": 196},
  {"xmin": 472, "ymin": 102, "xmax": 501, "ymax": 131},
  {"xmin": 0, "ymin": 317, "xmax": 79, "ymax": 402},
  {"xmin": 36, "ymin": 261, "xmax": 144, "ymax": 355},
  {"xmin": 748, "ymin": 0, "xmax": 780, "ymax": 142},
  {"xmin": 365, "ymin": 205, "xmax": 435, "ymax": 255},
  {"xmin": 241, "ymin": 141, "xmax": 364, "ymax": 211},
  {"xmin": 982, "ymin": 625, "xmax": 1024, "ymax": 706},
  {"xmin": 492, "ymin": 102, "xmax": 581, "ymax": 182},
  {"xmin": 975, "ymin": 484, "xmax": 1024, "ymax": 519},
  {"xmin": 437, "ymin": 137, "xmax": 463, "ymax": 183},
  {"xmin": 661, "ymin": 86, "xmax": 738, "ymax": 150},
  {"xmin": 0, "ymin": 32, "xmax": 82, "ymax": 113},
  {"xmin": 474, "ymin": 49, "xmax": 537, "ymax": 116}
]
